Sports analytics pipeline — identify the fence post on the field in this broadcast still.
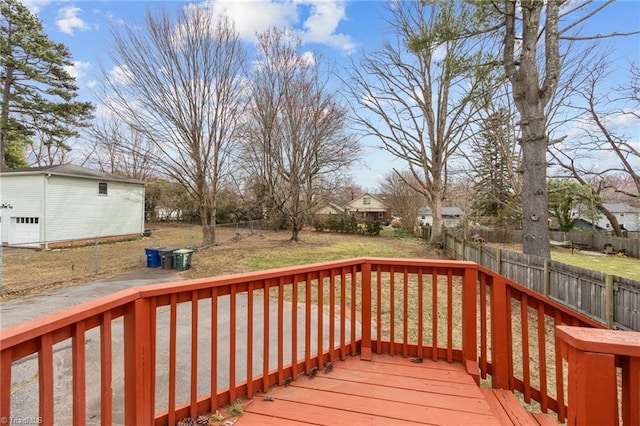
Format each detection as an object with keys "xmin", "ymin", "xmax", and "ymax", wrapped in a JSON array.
[
  {"xmin": 360, "ymin": 261, "xmax": 372, "ymax": 361},
  {"xmin": 124, "ymin": 298, "xmax": 154, "ymax": 425},
  {"xmin": 496, "ymin": 248, "xmax": 502, "ymax": 276},
  {"xmin": 605, "ymin": 274, "xmax": 615, "ymax": 328},
  {"xmin": 544, "ymin": 259, "xmax": 550, "ymax": 298},
  {"xmin": 462, "ymin": 266, "xmax": 479, "ymax": 385},
  {"xmin": 462, "ymin": 238, "xmax": 466, "ymax": 260}
]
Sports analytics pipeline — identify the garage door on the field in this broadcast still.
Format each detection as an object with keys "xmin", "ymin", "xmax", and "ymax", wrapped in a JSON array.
[{"xmin": 11, "ymin": 217, "xmax": 41, "ymax": 248}]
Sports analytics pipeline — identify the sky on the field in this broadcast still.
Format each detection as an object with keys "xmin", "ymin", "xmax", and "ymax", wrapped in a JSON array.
[{"xmin": 18, "ymin": 0, "xmax": 640, "ymax": 191}]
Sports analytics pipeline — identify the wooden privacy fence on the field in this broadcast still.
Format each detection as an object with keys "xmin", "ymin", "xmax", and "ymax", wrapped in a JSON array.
[
  {"xmin": 445, "ymin": 232, "xmax": 640, "ymax": 331},
  {"xmin": 445, "ymin": 228, "xmax": 640, "ymax": 257}
]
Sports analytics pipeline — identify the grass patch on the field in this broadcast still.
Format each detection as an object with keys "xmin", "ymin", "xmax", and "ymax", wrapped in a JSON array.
[{"xmin": 551, "ymin": 247, "xmax": 640, "ymax": 281}]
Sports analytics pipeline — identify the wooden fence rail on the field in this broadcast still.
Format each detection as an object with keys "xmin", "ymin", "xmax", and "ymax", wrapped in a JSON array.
[{"xmin": 445, "ymin": 232, "xmax": 640, "ymax": 331}]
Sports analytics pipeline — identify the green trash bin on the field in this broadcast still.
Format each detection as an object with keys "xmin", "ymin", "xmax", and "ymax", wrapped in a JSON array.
[{"xmin": 172, "ymin": 249, "xmax": 194, "ymax": 271}]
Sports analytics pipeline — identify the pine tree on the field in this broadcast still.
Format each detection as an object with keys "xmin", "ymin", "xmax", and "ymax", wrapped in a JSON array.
[
  {"xmin": 0, "ymin": 0, "xmax": 93, "ymax": 170},
  {"xmin": 470, "ymin": 109, "xmax": 520, "ymax": 225}
]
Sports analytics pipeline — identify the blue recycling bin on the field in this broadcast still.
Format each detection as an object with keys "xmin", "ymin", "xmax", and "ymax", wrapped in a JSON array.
[{"xmin": 145, "ymin": 247, "xmax": 162, "ymax": 268}]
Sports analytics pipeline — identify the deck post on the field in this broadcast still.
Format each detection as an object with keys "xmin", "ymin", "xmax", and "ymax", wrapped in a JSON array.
[
  {"xmin": 462, "ymin": 266, "xmax": 478, "ymax": 384},
  {"xmin": 557, "ymin": 325, "xmax": 640, "ymax": 426},
  {"xmin": 124, "ymin": 298, "xmax": 154, "ymax": 425},
  {"xmin": 361, "ymin": 261, "xmax": 372, "ymax": 361},
  {"xmin": 565, "ymin": 346, "xmax": 617, "ymax": 425},
  {"xmin": 490, "ymin": 276, "xmax": 510, "ymax": 389}
]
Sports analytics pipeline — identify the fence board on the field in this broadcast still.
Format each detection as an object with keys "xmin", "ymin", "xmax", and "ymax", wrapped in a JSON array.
[
  {"xmin": 614, "ymin": 277, "xmax": 640, "ymax": 331},
  {"xmin": 501, "ymin": 251, "xmax": 545, "ymax": 294},
  {"xmin": 442, "ymin": 231, "xmax": 640, "ymax": 331}
]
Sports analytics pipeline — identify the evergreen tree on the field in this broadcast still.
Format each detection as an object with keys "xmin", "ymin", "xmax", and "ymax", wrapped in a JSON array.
[
  {"xmin": 470, "ymin": 109, "xmax": 520, "ymax": 225},
  {"xmin": 0, "ymin": 0, "xmax": 93, "ymax": 170}
]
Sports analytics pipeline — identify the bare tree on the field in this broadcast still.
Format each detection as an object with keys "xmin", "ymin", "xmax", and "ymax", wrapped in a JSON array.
[
  {"xmin": 241, "ymin": 28, "xmax": 359, "ymax": 241},
  {"xmin": 344, "ymin": 1, "xmax": 497, "ymax": 244},
  {"xmin": 379, "ymin": 170, "xmax": 424, "ymax": 232},
  {"xmin": 501, "ymin": 0, "xmax": 638, "ymax": 257},
  {"xmin": 549, "ymin": 57, "xmax": 639, "ymax": 236},
  {"xmin": 99, "ymin": 5, "xmax": 246, "ymax": 246},
  {"xmin": 87, "ymin": 119, "xmax": 157, "ymax": 181}
]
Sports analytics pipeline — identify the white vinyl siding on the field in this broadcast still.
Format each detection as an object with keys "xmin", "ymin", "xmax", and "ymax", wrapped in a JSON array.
[
  {"xmin": 0, "ymin": 174, "xmax": 44, "ymax": 246},
  {"xmin": 45, "ymin": 176, "xmax": 144, "ymax": 243}
]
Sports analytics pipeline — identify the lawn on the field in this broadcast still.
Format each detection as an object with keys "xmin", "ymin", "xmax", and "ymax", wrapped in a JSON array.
[
  {"xmin": 487, "ymin": 242, "xmax": 640, "ymax": 281},
  {"xmin": 551, "ymin": 247, "xmax": 640, "ymax": 281}
]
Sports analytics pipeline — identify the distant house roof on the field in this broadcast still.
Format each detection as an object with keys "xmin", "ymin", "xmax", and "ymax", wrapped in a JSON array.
[
  {"xmin": 0, "ymin": 164, "xmax": 145, "ymax": 185},
  {"xmin": 419, "ymin": 206, "xmax": 465, "ymax": 217},
  {"xmin": 603, "ymin": 203, "xmax": 639, "ymax": 213}
]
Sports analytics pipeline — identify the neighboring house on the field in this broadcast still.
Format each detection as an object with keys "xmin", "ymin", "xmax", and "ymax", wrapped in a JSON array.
[
  {"xmin": 418, "ymin": 206, "xmax": 465, "ymax": 228},
  {"xmin": 0, "ymin": 165, "xmax": 146, "ymax": 249},
  {"xmin": 312, "ymin": 203, "xmax": 345, "ymax": 222},
  {"xmin": 575, "ymin": 203, "xmax": 640, "ymax": 233},
  {"xmin": 155, "ymin": 207, "xmax": 183, "ymax": 221},
  {"xmin": 344, "ymin": 193, "xmax": 390, "ymax": 222},
  {"xmin": 597, "ymin": 203, "xmax": 640, "ymax": 233}
]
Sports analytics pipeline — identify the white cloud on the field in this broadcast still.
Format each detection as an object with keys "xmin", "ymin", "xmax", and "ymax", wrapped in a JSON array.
[
  {"xmin": 86, "ymin": 80, "xmax": 97, "ymax": 89},
  {"xmin": 64, "ymin": 61, "xmax": 91, "ymax": 80},
  {"xmin": 204, "ymin": 0, "xmax": 298, "ymax": 41},
  {"xmin": 108, "ymin": 65, "xmax": 134, "ymax": 85},
  {"xmin": 20, "ymin": 0, "xmax": 51, "ymax": 14},
  {"xmin": 300, "ymin": 0, "xmax": 356, "ymax": 54},
  {"xmin": 202, "ymin": 0, "xmax": 356, "ymax": 53},
  {"xmin": 56, "ymin": 6, "xmax": 90, "ymax": 35}
]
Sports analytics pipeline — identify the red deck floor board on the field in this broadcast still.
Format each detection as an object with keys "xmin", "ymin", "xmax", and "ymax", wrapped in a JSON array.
[{"xmin": 236, "ymin": 354, "xmax": 504, "ymax": 425}]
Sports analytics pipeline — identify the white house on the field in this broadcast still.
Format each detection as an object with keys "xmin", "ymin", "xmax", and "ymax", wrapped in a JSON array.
[
  {"xmin": 344, "ymin": 193, "xmax": 391, "ymax": 222},
  {"xmin": 0, "ymin": 165, "xmax": 146, "ymax": 248},
  {"xmin": 418, "ymin": 206, "xmax": 465, "ymax": 228},
  {"xmin": 597, "ymin": 203, "xmax": 640, "ymax": 233}
]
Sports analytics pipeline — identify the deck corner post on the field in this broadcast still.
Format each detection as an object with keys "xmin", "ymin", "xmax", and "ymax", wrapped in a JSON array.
[
  {"xmin": 124, "ymin": 298, "xmax": 154, "ymax": 425},
  {"xmin": 361, "ymin": 261, "xmax": 372, "ymax": 361},
  {"xmin": 462, "ymin": 266, "xmax": 478, "ymax": 380},
  {"xmin": 565, "ymin": 347, "xmax": 617, "ymax": 425}
]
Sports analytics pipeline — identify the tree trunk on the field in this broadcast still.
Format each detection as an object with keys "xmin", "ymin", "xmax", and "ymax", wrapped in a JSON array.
[
  {"xmin": 429, "ymin": 189, "xmax": 444, "ymax": 245},
  {"xmin": 520, "ymin": 112, "xmax": 550, "ymax": 259},
  {"xmin": 0, "ymin": 63, "xmax": 13, "ymax": 171}
]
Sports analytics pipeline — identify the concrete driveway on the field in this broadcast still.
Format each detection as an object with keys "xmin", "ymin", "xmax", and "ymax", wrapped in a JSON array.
[{"xmin": 2, "ymin": 267, "xmax": 354, "ymax": 425}]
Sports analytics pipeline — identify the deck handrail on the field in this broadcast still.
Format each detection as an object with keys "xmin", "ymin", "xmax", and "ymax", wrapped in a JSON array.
[{"xmin": 1, "ymin": 257, "xmax": 637, "ymax": 425}]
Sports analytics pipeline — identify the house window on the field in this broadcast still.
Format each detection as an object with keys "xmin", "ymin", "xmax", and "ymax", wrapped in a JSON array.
[
  {"xmin": 363, "ymin": 197, "xmax": 371, "ymax": 205},
  {"xmin": 378, "ymin": 212, "xmax": 383, "ymax": 218},
  {"xmin": 98, "ymin": 182, "xmax": 108, "ymax": 195},
  {"xmin": 17, "ymin": 217, "xmax": 38, "ymax": 224}
]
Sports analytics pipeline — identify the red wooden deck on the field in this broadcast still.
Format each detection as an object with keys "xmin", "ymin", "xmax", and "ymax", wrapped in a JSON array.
[{"xmin": 236, "ymin": 354, "xmax": 553, "ymax": 425}]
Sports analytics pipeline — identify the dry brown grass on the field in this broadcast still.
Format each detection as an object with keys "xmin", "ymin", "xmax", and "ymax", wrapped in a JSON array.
[{"xmin": 1, "ymin": 224, "xmax": 437, "ymax": 299}]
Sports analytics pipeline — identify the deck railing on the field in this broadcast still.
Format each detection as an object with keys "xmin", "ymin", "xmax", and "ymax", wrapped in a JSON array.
[{"xmin": 1, "ymin": 258, "xmax": 638, "ymax": 425}]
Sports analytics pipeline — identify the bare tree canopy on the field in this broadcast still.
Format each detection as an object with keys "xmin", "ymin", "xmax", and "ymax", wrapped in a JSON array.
[
  {"xmin": 379, "ymin": 169, "xmax": 424, "ymax": 232},
  {"xmin": 87, "ymin": 118, "xmax": 158, "ymax": 181},
  {"xmin": 99, "ymin": 5, "xmax": 246, "ymax": 246},
  {"xmin": 344, "ymin": 1, "xmax": 498, "ymax": 244},
  {"xmin": 241, "ymin": 28, "xmax": 359, "ymax": 241},
  {"xmin": 550, "ymin": 56, "xmax": 640, "ymax": 236},
  {"xmin": 499, "ymin": 0, "xmax": 637, "ymax": 257}
]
